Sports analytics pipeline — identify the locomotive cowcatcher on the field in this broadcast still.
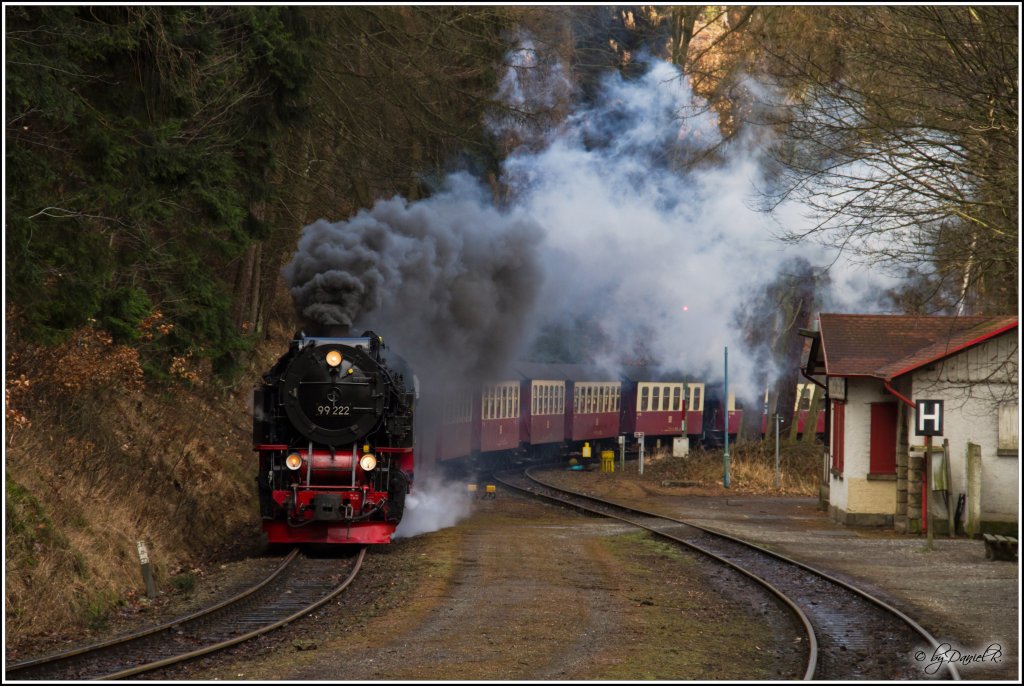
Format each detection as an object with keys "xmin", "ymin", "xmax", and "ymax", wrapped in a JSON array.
[{"xmin": 253, "ymin": 330, "xmax": 415, "ymax": 544}]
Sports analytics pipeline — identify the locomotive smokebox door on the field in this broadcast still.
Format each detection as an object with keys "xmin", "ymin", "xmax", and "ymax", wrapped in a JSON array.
[
  {"xmin": 279, "ymin": 342, "xmax": 386, "ymax": 446},
  {"xmin": 312, "ymin": 493, "xmax": 345, "ymax": 521}
]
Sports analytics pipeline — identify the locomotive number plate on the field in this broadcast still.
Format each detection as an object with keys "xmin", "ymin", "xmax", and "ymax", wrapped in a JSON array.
[{"xmin": 317, "ymin": 405, "xmax": 352, "ymax": 416}]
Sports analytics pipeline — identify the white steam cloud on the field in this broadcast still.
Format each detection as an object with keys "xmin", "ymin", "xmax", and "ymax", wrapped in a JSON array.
[
  {"xmin": 282, "ymin": 44, "xmax": 907, "ymax": 524},
  {"xmin": 494, "ymin": 57, "xmax": 900, "ymax": 393},
  {"xmin": 393, "ymin": 477, "xmax": 474, "ymax": 539}
]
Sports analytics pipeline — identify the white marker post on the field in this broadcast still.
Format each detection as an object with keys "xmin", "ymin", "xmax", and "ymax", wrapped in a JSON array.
[
  {"xmin": 635, "ymin": 432, "xmax": 645, "ymax": 475},
  {"xmin": 137, "ymin": 540, "xmax": 157, "ymax": 598}
]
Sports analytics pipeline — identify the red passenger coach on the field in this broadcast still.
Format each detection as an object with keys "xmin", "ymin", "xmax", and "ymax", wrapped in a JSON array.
[
  {"xmin": 710, "ymin": 392, "xmax": 744, "ymax": 436},
  {"xmin": 437, "ymin": 390, "xmax": 473, "ymax": 462},
  {"xmin": 622, "ymin": 379, "xmax": 686, "ymax": 437},
  {"xmin": 684, "ymin": 382, "xmax": 705, "ymax": 444},
  {"xmin": 476, "ymin": 380, "xmax": 521, "ymax": 453},
  {"xmin": 567, "ymin": 379, "xmax": 622, "ymax": 442},
  {"xmin": 523, "ymin": 379, "xmax": 567, "ymax": 446}
]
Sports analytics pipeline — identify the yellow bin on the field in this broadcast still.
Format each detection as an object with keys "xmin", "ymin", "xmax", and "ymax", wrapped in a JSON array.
[{"xmin": 600, "ymin": 450, "xmax": 615, "ymax": 473}]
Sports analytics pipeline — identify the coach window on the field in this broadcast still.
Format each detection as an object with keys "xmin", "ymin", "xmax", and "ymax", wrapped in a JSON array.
[
  {"xmin": 673, "ymin": 386, "xmax": 682, "ymax": 411},
  {"xmin": 557, "ymin": 385, "xmax": 564, "ymax": 414},
  {"xmin": 588, "ymin": 386, "xmax": 595, "ymax": 414},
  {"xmin": 514, "ymin": 386, "xmax": 519, "ymax": 418},
  {"xmin": 640, "ymin": 385, "xmax": 649, "ymax": 412},
  {"xmin": 652, "ymin": 385, "xmax": 661, "ymax": 413},
  {"xmin": 545, "ymin": 385, "xmax": 552, "ymax": 415},
  {"xmin": 692, "ymin": 385, "xmax": 703, "ymax": 412}
]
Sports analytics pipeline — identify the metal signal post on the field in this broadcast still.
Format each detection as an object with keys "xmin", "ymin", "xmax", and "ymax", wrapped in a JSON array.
[{"xmin": 723, "ymin": 346, "xmax": 730, "ymax": 488}]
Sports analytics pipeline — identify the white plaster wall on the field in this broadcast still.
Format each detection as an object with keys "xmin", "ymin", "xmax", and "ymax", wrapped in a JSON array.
[
  {"xmin": 909, "ymin": 333, "xmax": 1018, "ymax": 523},
  {"xmin": 830, "ymin": 378, "xmax": 894, "ymax": 514}
]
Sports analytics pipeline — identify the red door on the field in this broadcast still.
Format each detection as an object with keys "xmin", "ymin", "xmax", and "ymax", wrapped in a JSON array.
[{"xmin": 869, "ymin": 402, "xmax": 898, "ymax": 475}]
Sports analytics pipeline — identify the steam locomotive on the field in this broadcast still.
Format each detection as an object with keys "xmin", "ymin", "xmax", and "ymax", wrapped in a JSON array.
[{"xmin": 252, "ymin": 330, "xmax": 415, "ymax": 545}]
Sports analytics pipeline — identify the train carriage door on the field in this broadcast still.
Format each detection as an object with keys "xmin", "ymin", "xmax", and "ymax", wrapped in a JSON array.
[{"xmin": 691, "ymin": 384, "xmax": 703, "ymax": 412}]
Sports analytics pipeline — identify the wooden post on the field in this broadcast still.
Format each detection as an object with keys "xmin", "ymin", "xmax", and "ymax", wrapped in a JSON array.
[
  {"xmin": 966, "ymin": 442, "xmax": 982, "ymax": 538},
  {"xmin": 943, "ymin": 438, "xmax": 954, "ymax": 538}
]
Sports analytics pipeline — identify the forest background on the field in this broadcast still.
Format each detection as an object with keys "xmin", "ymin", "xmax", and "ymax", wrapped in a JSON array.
[{"xmin": 4, "ymin": 5, "xmax": 1018, "ymax": 640}]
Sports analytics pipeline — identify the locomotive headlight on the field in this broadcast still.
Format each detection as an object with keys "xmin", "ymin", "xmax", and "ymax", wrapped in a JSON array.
[
  {"xmin": 359, "ymin": 454, "xmax": 377, "ymax": 471},
  {"xmin": 285, "ymin": 452, "xmax": 303, "ymax": 470},
  {"xmin": 325, "ymin": 349, "xmax": 343, "ymax": 367}
]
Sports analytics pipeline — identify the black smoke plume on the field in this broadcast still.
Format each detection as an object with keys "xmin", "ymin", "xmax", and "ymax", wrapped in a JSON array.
[{"xmin": 282, "ymin": 173, "xmax": 544, "ymax": 386}]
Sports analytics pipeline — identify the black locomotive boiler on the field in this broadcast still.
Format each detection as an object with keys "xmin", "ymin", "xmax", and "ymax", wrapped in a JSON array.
[{"xmin": 253, "ymin": 330, "xmax": 415, "ymax": 544}]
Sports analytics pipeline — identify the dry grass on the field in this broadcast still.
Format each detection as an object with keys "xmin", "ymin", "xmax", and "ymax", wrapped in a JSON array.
[
  {"xmin": 641, "ymin": 439, "xmax": 824, "ymax": 496},
  {"xmin": 4, "ymin": 310, "xmax": 295, "ymax": 643}
]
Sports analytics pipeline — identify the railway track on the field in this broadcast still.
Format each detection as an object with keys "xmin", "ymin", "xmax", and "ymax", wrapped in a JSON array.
[
  {"xmin": 496, "ymin": 468, "xmax": 961, "ymax": 681},
  {"xmin": 5, "ymin": 547, "xmax": 365, "ymax": 681}
]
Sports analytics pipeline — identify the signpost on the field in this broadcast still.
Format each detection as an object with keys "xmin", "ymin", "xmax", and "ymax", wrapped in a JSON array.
[{"xmin": 915, "ymin": 399, "xmax": 944, "ymax": 550}]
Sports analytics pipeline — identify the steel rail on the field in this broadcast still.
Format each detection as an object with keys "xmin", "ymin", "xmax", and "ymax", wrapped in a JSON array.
[
  {"xmin": 5, "ymin": 548, "xmax": 300, "ymax": 678},
  {"xmin": 524, "ymin": 467, "xmax": 961, "ymax": 681},
  {"xmin": 493, "ymin": 470, "xmax": 818, "ymax": 680},
  {"xmin": 99, "ymin": 546, "xmax": 366, "ymax": 680}
]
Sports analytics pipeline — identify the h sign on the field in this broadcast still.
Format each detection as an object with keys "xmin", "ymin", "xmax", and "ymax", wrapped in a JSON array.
[{"xmin": 915, "ymin": 399, "xmax": 944, "ymax": 436}]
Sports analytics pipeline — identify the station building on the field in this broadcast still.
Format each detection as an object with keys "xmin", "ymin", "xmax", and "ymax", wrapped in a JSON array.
[{"xmin": 801, "ymin": 314, "xmax": 1018, "ymax": 536}]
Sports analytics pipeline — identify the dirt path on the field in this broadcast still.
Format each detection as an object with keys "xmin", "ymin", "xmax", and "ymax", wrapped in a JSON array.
[{"xmin": 173, "ymin": 491, "xmax": 800, "ymax": 681}]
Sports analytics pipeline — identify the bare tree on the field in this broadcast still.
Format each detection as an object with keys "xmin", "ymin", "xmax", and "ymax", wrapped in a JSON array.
[{"xmin": 750, "ymin": 6, "xmax": 1017, "ymax": 315}]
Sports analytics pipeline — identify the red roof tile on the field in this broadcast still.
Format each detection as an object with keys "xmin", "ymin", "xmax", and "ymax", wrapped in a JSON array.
[{"xmin": 817, "ymin": 314, "xmax": 1018, "ymax": 380}]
